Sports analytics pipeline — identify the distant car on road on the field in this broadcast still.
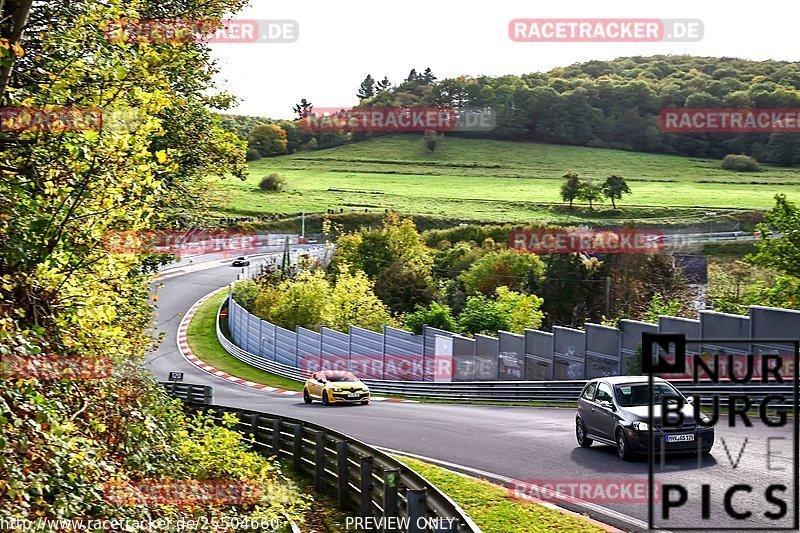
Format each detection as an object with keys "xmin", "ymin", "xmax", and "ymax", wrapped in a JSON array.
[
  {"xmin": 575, "ymin": 376, "xmax": 714, "ymax": 460},
  {"xmin": 304, "ymin": 370, "xmax": 370, "ymax": 405},
  {"xmin": 231, "ymin": 256, "xmax": 250, "ymax": 266}
]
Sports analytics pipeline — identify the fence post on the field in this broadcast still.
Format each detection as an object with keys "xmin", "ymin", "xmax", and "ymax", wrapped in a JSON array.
[
  {"xmin": 203, "ymin": 386, "xmax": 213, "ymax": 405},
  {"xmin": 360, "ymin": 456, "xmax": 373, "ymax": 518},
  {"xmin": 170, "ymin": 382, "xmax": 177, "ymax": 397},
  {"xmin": 422, "ymin": 325, "xmax": 428, "ymax": 382},
  {"xmin": 381, "ymin": 326, "xmax": 387, "ymax": 380},
  {"xmin": 259, "ymin": 318, "xmax": 264, "ymax": 357},
  {"xmin": 383, "ymin": 469, "xmax": 399, "ymax": 533},
  {"xmin": 293, "ymin": 424, "xmax": 303, "ymax": 472},
  {"xmin": 295, "ymin": 327, "xmax": 300, "ymax": 368},
  {"xmin": 249, "ymin": 413, "xmax": 259, "ymax": 441},
  {"xmin": 348, "ymin": 326, "xmax": 353, "ymax": 374},
  {"xmin": 315, "ymin": 431, "xmax": 326, "ymax": 491},
  {"xmin": 272, "ymin": 418, "xmax": 282, "ymax": 458},
  {"xmin": 336, "ymin": 441, "xmax": 349, "ymax": 510},
  {"xmin": 407, "ymin": 489, "xmax": 427, "ymax": 533}
]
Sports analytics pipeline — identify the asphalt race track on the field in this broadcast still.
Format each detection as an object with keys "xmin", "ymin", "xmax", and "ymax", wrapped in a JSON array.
[{"xmin": 147, "ymin": 262, "xmax": 797, "ymax": 532}]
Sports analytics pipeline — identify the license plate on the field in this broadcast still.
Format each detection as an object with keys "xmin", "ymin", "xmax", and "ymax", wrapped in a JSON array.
[
  {"xmin": 347, "ymin": 393, "xmax": 358, "ymax": 398},
  {"xmin": 665, "ymin": 434, "xmax": 695, "ymax": 443}
]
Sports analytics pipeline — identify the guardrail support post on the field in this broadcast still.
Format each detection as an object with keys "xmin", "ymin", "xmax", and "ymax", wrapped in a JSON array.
[
  {"xmin": 407, "ymin": 489, "xmax": 427, "ymax": 533},
  {"xmin": 315, "ymin": 432, "xmax": 326, "ymax": 491},
  {"xmin": 203, "ymin": 386, "xmax": 213, "ymax": 404},
  {"xmin": 170, "ymin": 382, "xmax": 177, "ymax": 397},
  {"xmin": 336, "ymin": 441, "xmax": 349, "ymax": 510},
  {"xmin": 273, "ymin": 418, "xmax": 282, "ymax": 458},
  {"xmin": 249, "ymin": 413, "xmax": 260, "ymax": 442},
  {"xmin": 293, "ymin": 424, "xmax": 303, "ymax": 472},
  {"xmin": 382, "ymin": 469, "xmax": 399, "ymax": 533},
  {"xmin": 359, "ymin": 456, "xmax": 373, "ymax": 518}
]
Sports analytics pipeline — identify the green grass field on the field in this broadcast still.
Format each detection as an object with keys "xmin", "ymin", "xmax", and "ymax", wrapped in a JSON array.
[{"xmin": 209, "ymin": 135, "xmax": 800, "ymax": 224}]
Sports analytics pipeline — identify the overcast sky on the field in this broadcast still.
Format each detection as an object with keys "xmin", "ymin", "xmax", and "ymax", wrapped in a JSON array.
[{"xmin": 209, "ymin": 0, "xmax": 796, "ymax": 119}]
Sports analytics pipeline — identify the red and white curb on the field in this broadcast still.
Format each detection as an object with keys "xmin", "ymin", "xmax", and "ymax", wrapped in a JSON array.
[{"xmin": 176, "ymin": 289, "xmax": 416, "ymax": 403}]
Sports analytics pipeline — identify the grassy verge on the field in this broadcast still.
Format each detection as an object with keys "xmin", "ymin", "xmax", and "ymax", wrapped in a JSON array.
[
  {"xmin": 186, "ymin": 292, "xmax": 575, "ymax": 407},
  {"xmin": 395, "ymin": 456, "xmax": 608, "ymax": 532},
  {"xmin": 185, "ymin": 290, "xmax": 304, "ymax": 392}
]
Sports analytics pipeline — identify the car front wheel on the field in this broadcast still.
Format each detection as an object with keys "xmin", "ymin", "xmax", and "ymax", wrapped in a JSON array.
[
  {"xmin": 303, "ymin": 389, "xmax": 312, "ymax": 404},
  {"xmin": 322, "ymin": 390, "xmax": 330, "ymax": 405},
  {"xmin": 616, "ymin": 428, "xmax": 634, "ymax": 461},
  {"xmin": 576, "ymin": 418, "xmax": 593, "ymax": 448}
]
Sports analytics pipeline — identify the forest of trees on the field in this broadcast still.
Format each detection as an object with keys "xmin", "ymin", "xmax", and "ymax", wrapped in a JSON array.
[
  {"xmin": 360, "ymin": 56, "xmax": 800, "ymax": 164},
  {"xmin": 222, "ymin": 56, "xmax": 800, "ymax": 165}
]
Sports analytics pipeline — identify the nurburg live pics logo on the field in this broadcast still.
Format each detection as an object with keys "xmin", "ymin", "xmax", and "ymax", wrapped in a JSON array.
[{"xmin": 643, "ymin": 333, "xmax": 799, "ymax": 531}]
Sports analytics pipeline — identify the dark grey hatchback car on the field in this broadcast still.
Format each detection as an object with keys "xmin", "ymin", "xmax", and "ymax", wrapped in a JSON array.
[{"xmin": 576, "ymin": 376, "xmax": 714, "ymax": 461}]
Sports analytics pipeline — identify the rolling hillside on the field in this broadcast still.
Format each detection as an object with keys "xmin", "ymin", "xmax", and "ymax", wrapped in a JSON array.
[{"xmin": 210, "ymin": 135, "xmax": 800, "ymax": 224}]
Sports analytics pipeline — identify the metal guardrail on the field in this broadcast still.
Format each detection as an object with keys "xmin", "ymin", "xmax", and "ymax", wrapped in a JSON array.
[
  {"xmin": 160, "ymin": 382, "xmax": 214, "ymax": 404},
  {"xmin": 162, "ymin": 392, "xmax": 480, "ymax": 532},
  {"xmin": 216, "ymin": 298, "xmax": 797, "ymax": 406}
]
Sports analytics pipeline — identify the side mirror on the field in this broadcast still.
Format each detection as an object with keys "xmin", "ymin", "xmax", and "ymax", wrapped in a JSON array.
[
  {"xmin": 686, "ymin": 396, "xmax": 694, "ymax": 404},
  {"xmin": 599, "ymin": 400, "xmax": 614, "ymax": 410}
]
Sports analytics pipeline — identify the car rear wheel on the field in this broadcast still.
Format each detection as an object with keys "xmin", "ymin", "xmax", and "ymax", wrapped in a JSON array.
[
  {"xmin": 322, "ymin": 390, "xmax": 330, "ymax": 405},
  {"xmin": 616, "ymin": 428, "xmax": 634, "ymax": 461},
  {"xmin": 576, "ymin": 418, "xmax": 593, "ymax": 447},
  {"xmin": 303, "ymin": 389, "xmax": 312, "ymax": 404}
]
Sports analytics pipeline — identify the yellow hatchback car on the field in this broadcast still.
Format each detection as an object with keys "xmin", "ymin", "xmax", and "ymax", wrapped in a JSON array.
[{"xmin": 303, "ymin": 370, "xmax": 370, "ymax": 405}]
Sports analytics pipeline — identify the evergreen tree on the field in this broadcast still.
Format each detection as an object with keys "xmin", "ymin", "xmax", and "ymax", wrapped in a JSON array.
[
  {"xmin": 376, "ymin": 76, "xmax": 391, "ymax": 92},
  {"xmin": 421, "ymin": 67, "xmax": 437, "ymax": 84},
  {"xmin": 357, "ymin": 74, "xmax": 376, "ymax": 100},
  {"xmin": 292, "ymin": 98, "xmax": 313, "ymax": 119}
]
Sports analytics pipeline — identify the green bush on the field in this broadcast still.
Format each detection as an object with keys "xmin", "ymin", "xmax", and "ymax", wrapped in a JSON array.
[
  {"xmin": 459, "ymin": 249, "xmax": 545, "ymax": 296},
  {"xmin": 258, "ymin": 173, "xmax": 286, "ymax": 192},
  {"xmin": 404, "ymin": 302, "xmax": 458, "ymax": 334},
  {"xmin": 232, "ymin": 279, "xmax": 261, "ymax": 311},
  {"xmin": 721, "ymin": 154, "xmax": 760, "ymax": 172},
  {"xmin": 245, "ymin": 148, "xmax": 262, "ymax": 161}
]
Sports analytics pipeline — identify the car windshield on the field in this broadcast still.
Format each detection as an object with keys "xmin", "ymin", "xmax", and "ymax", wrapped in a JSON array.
[
  {"xmin": 235, "ymin": 256, "xmax": 245, "ymax": 260},
  {"xmin": 325, "ymin": 372, "xmax": 358, "ymax": 382},
  {"xmin": 614, "ymin": 383, "xmax": 682, "ymax": 407}
]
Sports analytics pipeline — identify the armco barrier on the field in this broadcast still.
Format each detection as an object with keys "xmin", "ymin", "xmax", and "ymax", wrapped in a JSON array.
[
  {"xmin": 162, "ymin": 388, "xmax": 480, "ymax": 532},
  {"xmin": 160, "ymin": 382, "xmax": 213, "ymax": 404}
]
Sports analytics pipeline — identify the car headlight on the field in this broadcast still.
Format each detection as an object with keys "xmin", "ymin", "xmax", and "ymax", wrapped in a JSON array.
[
  {"xmin": 699, "ymin": 412, "xmax": 711, "ymax": 424},
  {"xmin": 632, "ymin": 421, "xmax": 649, "ymax": 431},
  {"xmin": 332, "ymin": 387, "xmax": 343, "ymax": 392}
]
